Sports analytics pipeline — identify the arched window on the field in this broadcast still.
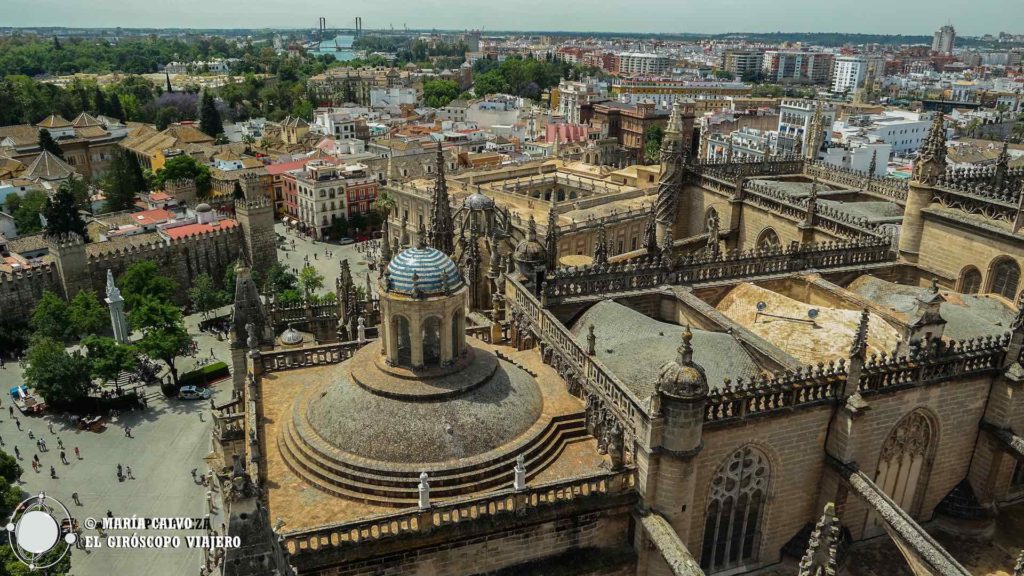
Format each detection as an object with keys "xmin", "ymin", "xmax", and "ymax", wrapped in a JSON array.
[
  {"xmin": 865, "ymin": 410, "xmax": 933, "ymax": 536},
  {"xmin": 700, "ymin": 446, "xmax": 769, "ymax": 573},
  {"xmin": 756, "ymin": 228, "xmax": 781, "ymax": 252},
  {"xmin": 422, "ymin": 316, "xmax": 441, "ymax": 366},
  {"xmin": 393, "ymin": 315, "xmax": 411, "ymax": 366},
  {"xmin": 989, "ymin": 257, "xmax": 1020, "ymax": 300},
  {"xmin": 958, "ymin": 266, "xmax": 982, "ymax": 295}
]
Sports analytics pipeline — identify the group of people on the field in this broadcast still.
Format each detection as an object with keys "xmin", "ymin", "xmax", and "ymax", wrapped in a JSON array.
[{"xmin": 9, "ymin": 410, "xmax": 82, "ymax": 481}]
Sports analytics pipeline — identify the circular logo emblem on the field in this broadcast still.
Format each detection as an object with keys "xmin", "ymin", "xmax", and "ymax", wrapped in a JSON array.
[{"xmin": 6, "ymin": 492, "xmax": 76, "ymax": 570}]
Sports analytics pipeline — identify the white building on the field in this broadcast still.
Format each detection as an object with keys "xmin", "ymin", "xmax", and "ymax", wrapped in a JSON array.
[
  {"xmin": 616, "ymin": 53, "xmax": 671, "ymax": 77},
  {"xmin": 312, "ymin": 108, "xmax": 365, "ymax": 140},
  {"xmin": 820, "ymin": 141, "xmax": 892, "ymax": 176},
  {"xmin": 831, "ymin": 56, "xmax": 867, "ymax": 94},
  {"xmin": 832, "ymin": 111, "xmax": 935, "ymax": 157},
  {"xmin": 777, "ymin": 99, "xmax": 836, "ymax": 156},
  {"xmin": 932, "ymin": 25, "xmax": 956, "ymax": 55},
  {"xmin": 370, "ymin": 87, "xmax": 418, "ymax": 109},
  {"xmin": 466, "ymin": 96, "xmax": 524, "ymax": 129},
  {"xmin": 556, "ymin": 77, "xmax": 607, "ymax": 124}
]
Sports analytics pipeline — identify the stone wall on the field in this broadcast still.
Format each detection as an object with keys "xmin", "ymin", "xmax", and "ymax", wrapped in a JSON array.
[
  {"xmin": 917, "ymin": 209, "xmax": 1024, "ymax": 298},
  {"xmin": 0, "ymin": 265, "xmax": 62, "ymax": 321},
  {"xmin": 297, "ymin": 506, "xmax": 635, "ymax": 576}
]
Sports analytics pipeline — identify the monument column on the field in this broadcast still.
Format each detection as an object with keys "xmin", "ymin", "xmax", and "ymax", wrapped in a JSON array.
[{"xmin": 104, "ymin": 269, "xmax": 130, "ymax": 343}]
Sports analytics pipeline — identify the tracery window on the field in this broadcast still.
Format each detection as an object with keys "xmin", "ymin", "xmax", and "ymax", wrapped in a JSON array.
[
  {"xmin": 958, "ymin": 266, "xmax": 982, "ymax": 295},
  {"xmin": 700, "ymin": 446, "xmax": 769, "ymax": 573},
  {"xmin": 866, "ymin": 410, "xmax": 933, "ymax": 535},
  {"xmin": 990, "ymin": 258, "xmax": 1020, "ymax": 300},
  {"xmin": 756, "ymin": 228, "xmax": 781, "ymax": 252}
]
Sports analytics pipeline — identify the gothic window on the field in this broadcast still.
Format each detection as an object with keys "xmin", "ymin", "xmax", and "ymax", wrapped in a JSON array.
[
  {"xmin": 423, "ymin": 316, "xmax": 441, "ymax": 365},
  {"xmin": 989, "ymin": 257, "xmax": 1020, "ymax": 300},
  {"xmin": 756, "ymin": 228, "xmax": 781, "ymax": 252},
  {"xmin": 866, "ymin": 410, "xmax": 933, "ymax": 536},
  {"xmin": 958, "ymin": 266, "xmax": 982, "ymax": 295},
  {"xmin": 700, "ymin": 446, "xmax": 769, "ymax": 573}
]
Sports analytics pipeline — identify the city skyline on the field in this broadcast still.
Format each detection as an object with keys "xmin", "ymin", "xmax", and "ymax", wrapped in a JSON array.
[{"xmin": 2, "ymin": 0, "xmax": 1018, "ymax": 37}]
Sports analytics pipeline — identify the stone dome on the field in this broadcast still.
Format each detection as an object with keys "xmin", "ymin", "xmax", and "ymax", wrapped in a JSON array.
[
  {"xmin": 464, "ymin": 191, "xmax": 496, "ymax": 210},
  {"xmin": 280, "ymin": 323, "xmax": 304, "ymax": 346},
  {"xmin": 195, "ymin": 202, "xmax": 212, "ymax": 213},
  {"xmin": 657, "ymin": 326, "xmax": 708, "ymax": 399},
  {"xmin": 385, "ymin": 247, "xmax": 463, "ymax": 296},
  {"xmin": 305, "ymin": 347, "xmax": 543, "ymax": 464}
]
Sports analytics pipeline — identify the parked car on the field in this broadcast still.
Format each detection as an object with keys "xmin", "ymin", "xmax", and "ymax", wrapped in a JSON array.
[
  {"xmin": 178, "ymin": 385, "xmax": 212, "ymax": 400},
  {"xmin": 338, "ymin": 237, "xmax": 356, "ymax": 245}
]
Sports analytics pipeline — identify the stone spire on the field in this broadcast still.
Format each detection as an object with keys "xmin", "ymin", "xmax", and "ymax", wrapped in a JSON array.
[
  {"xmin": 400, "ymin": 212, "xmax": 410, "ymax": 247},
  {"xmin": 868, "ymin": 149, "xmax": 878, "ymax": 179},
  {"xmin": 656, "ymin": 325, "xmax": 708, "ymax": 398},
  {"xmin": 804, "ymin": 176, "xmax": 819, "ymax": 227},
  {"xmin": 805, "ymin": 101, "xmax": 824, "ymax": 162},
  {"xmin": 655, "ymin": 102, "xmax": 685, "ymax": 243},
  {"xmin": 705, "ymin": 211, "xmax": 720, "ymax": 258},
  {"xmin": 594, "ymin": 225, "xmax": 608, "ymax": 265},
  {"xmin": 427, "ymin": 142, "xmax": 455, "ymax": 254},
  {"xmin": 416, "ymin": 218, "xmax": 427, "ymax": 249},
  {"xmin": 643, "ymin": 204, "xmax": 658, "ymax": 256},
  {"xmin": 797, "ymin": 502, "xmax": 841, "ymax": 576},
  {"xmin": 104, "ymin": 269, "xmax": 129, "ymax": 344},
  {"xmin": 912, "ymin": 112, "xmax": 947, "ymax": 186},
  {"xmin": 544, "ymin": 207, "xmax": 559, "ymax": 271},
  {"xmin": 994, "ymin": 138, "xmax": 1010, "ymax": 190},
  {"xmin": 379, "ymin": 215, "xmax": 392, "ymax": 269}
]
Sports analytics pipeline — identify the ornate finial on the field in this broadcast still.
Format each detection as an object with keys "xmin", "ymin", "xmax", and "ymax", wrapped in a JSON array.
[
  {"xmin": 1011, "ymin": 302, "xmax": 1024, "ymax": 333},
  {"xmin": 995, "ymin": 138, "xmax": 1010, "ymax": 190},
  {"xmin": 527, "ymin": 214, "xmax": 538, "ymax": 240},
  {"xmin": 105, "ymin": 268, "xmax": 122, "ymax": 300},
  {"xmin": 930, "ymin": 277, "xmax": 939, "ymax": 294},
  {"xmin": 666, "ymin": 101, "xmax": 683, "ymax": 135},
  {"xmin": 586, "ymin": 324, "xmax": 596, "ymax": 355},
  {"xmin": 545, "ymin": 207, "xmax": 559, "ymax": 271},
  {"xmin": 850, "ymin": 308, "xmax": 870, "ymax": 359},
  {"xmin": 706, "ymin": 211, "xmax": 720, "ymax": 257},
  {"xmin": 912, "ymin": 112, "xmax": 947, "ymax": 186},
  {"xmin": 644, "ymin": 204, "xmax": 658, "ymax": 255},
  {"xmin": 797, "ymin": 502, "xmax": 841, "ymax": 576},
  {"xmin": 660, "ymin": 229, "xmax": 673, "ymax": 255},
  {"xmin": 678, "ymin": 325, "xmax": 694, "ymax": 365},
  {"xmin": 867, "ymin": 149, "xmax": 878, "ymax": 179},
  {"xmin": 400, "ymin": 212, "xmax": 410, "ymax": 247},
  {"xmin": 594, "ymin": 225, "xmax": 608, "ymax": 265}
]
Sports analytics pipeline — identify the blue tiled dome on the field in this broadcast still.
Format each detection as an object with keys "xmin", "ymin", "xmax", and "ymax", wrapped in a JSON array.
[{"xmin": 385, "ymin": 247, "xmax": 463, "ymax": 296}]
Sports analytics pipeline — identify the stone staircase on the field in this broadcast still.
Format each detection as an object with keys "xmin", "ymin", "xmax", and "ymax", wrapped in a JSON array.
[{"xmin": 277, "ymin": 405, "xmax": 589, "ymax": 507}]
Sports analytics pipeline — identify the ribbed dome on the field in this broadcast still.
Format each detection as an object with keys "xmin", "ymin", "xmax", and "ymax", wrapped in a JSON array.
[
  {"xmin": 385, "ymin": 247, "xmax": 463, "ymax": 296},
  {"xmin": 513, "ymin": 215, "xmax": 546, "ymax": 264},
  {"xmin": 464, "ymin": 191, "xmax": 495, "ymax": 210},
  {"xmin": 195, "ymin": 203, "xmax": 212, "ymax": 212}
]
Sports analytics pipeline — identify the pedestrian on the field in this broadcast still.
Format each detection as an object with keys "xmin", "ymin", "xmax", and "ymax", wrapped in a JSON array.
[
  {"xmin": 72, "ymin": 492, "xmax": 80, "ymax": 506},
  {"xmin": 191, "ymin": 468, "xmax": 198, "ymax": 482},
  {"xmin": 126, "ymin": 466, "xmax": 134, "ymax": 479},
  {"xmin": 31, "ymin": 461, "xmax": 37, "ymax": 473},
  {"xmin": 116, "ymin": 464, "xmax": 122, "ymax": 477},
  {"xmin": 124, "ymin": 426, "xmax": 132, "ymax": 438},
  {"xmin": 27, "ymin": 430, "xmax": 33, "ymax": 439},
  {"xmin": 13, "ymin": 446, "xmax": 19, "ymax": 460},
  {"xmin": 49, "ymin": 466, "xmax": 56, "ymax": 479},
  {"xmin": 57, "ymin": 438, "xmax": 63, "ymax": 450},
  {"xmin": 60, "ymin": 451, "xmax": 68, "ymax": 465},
  {"xmin": 7, "ymin": 406, "xmax": 12, "ymax": 417},
  {"xmin": 48, "ymin": 423, "xmax": 53, "ymax": 434},
  {"xmin": 14, "ymin": 418, "xmax": 20, "ymax": 430},
  {"xmin": 74, "ymin": 446, "xmax": 80, "ymax": 459},
  {"xmin": 198, "ymin": 412, "xmax": 205, "ymax": 422},
  {"xmin": 39, "ymin": 439, "xmax": 46, "ymax": 452},
  {"xmin": 32, "ymin": 454, "xmax": 38, "ymax": 464},
  {"xmin": 106, "ymin": 510, "xmax": 113, "ymax": 519}
]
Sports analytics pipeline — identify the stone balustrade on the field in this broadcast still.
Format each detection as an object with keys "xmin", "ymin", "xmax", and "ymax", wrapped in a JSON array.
[
  {"xmin": 281, "ymin": 468, "xmax": 635, "ymax": 555},
  {"xmin": 259, "ymin": 340, "xmax": 371, "ymax": 373}
]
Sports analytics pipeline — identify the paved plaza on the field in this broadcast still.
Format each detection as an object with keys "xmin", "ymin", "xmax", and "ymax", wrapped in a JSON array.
[{"xmin": 0, "ymin": 229, "xmax": 373, "ymax": 575}]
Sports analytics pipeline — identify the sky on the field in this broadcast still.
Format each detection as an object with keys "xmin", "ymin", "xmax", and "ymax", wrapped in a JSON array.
[{"xmin": 2, "ymin": 0, "xmax": 1018, "ymax": 36}]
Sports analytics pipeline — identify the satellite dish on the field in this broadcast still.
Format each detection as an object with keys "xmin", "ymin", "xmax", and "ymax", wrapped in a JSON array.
[
  {"xmin": 756, "ymin": 301, "xmax": 767, "ymax": 312},
  {"xmin": 808, "ymin": 308, "xmax": 819, "ymax": 320}
]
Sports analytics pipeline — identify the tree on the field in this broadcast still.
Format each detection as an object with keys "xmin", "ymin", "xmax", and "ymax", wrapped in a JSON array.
[
  {"xmin": 329, "ymin": 215, "xmax": 349, "ymax": 239},
  {"xmin": 24, "ymin": 337, "xmax": 92, "ymax": 404},
  {"xmin": 261, "ymin": 262, "xmax": 298, "ymax": 296},
  {"xmin": 644, "ymin": 124, "xmax": 665, "ymax": 164},
  {"xmin": 42, "ymin": 180, "xmax": 88, "ymax": 239},
  {"xmin": 188, "ymin": 273, "xmax": 226, "ymax": 318},
  {"xmin": 154, "ymin": 106, "xmax": 177, "ymax": 130},
  {"xmin": 103, "ymin": 148, "xmax": 147, "ymax": 212},
  {"xmin": 30, "ymin": 291, "xmax": 71, "ymax": 342},
  {"xmin": 9, "ymin": 189, "xmax": 48, "ymax": 235},
  {"xmin": 67, "ymin": 290, "xmax": 108, "ymax": 339},
  {"xmin": 130, "ymin": 298, "xmax": 192, "ymax": 387},
  {"xmin": 199, "ymin": 91, "xmax": 223, "ymax": 138},
  {"xmin": 232, "ymin": 180, "xmax": 245, "ymax": 200},
  {"xmin": 298, "ymin": 265, "xmax": 324, "ymax": 299},
  {"xmin": 37, "ymin": 128, "xmax": 63, "ymax": 159},
  {"xmin": 422, "ymin": 79, "xmax": 461, "ymax": 108},
  {"xmin": 119, "ymin": 261, "xmax": 178, "ymax": 310},
  {"xmin": 155, "ymin": 154, "xmax": 212, "ymax": 198},
  {"xmin": 473, "ymin": 70, "xmax": 509, "ymax": 97},
  {"xmin": 82, "ymin": 335, "xmax": 138, "ymax": 384},
  {"xmin": 713, "ymin": 70, "xmax": 735, "ymax": 80}
]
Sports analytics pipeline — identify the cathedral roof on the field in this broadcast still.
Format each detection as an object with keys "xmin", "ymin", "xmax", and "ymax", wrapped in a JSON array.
[{"xmin": 385, "ymin": 246, "xmax": 463, "ymax": 296}]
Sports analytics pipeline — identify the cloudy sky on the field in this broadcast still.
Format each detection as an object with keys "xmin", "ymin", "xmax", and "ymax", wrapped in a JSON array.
[{"xmin": 3, "ymin": 0, "xmax": 1015, "ymax": 36}]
